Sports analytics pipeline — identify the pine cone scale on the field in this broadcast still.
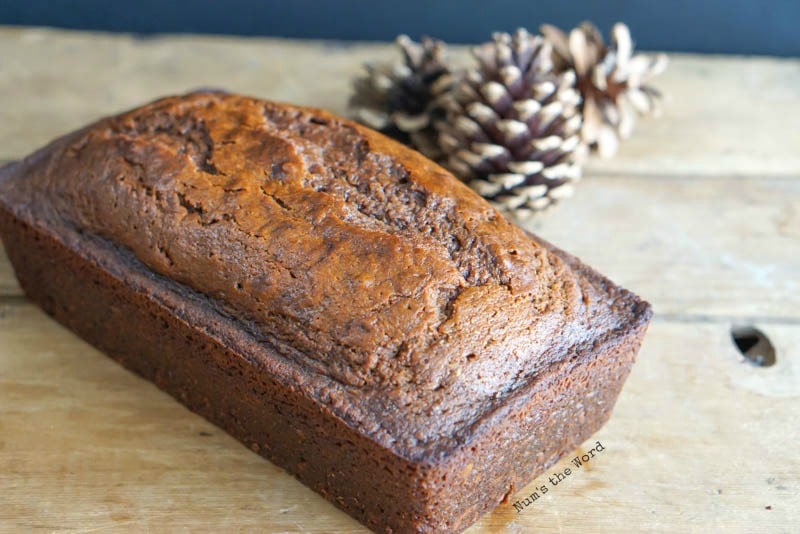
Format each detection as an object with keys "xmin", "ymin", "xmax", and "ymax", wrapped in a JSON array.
[
  {"xmin": 437, "ymin": 28, "xmax": 584, "ymax": 217},
  {"xmin": 349, "ymin": 34, "xmax": 455, "ymax": 160},
  {"xmin": 542, "ymin": 21, "xmax": 667, "ymax": 157}
]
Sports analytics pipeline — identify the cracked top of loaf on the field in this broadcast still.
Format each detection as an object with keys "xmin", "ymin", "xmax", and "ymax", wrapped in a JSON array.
[{"xmin": 0, "ymin": 92, "xmax": 649, "ymax": 459}]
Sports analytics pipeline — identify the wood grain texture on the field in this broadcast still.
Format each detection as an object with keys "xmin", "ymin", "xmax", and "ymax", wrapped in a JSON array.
[
  {"xmin": 0, "ymin": 26, "xmax": 798, "ymax": 533},
  {"xmin": 534, "ymin": 174, "xmax": 800, "ymax": 320}
]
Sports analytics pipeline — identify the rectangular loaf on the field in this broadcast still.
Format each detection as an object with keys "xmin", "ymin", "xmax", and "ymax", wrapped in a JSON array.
[{"xmin": 0, "ymin": 92, "xmax": 651, "ymax": 533}]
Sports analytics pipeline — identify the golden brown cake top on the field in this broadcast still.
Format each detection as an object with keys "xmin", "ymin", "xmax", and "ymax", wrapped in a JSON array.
[{"xmin": 1, "ymin": 92, "xmax": 645, "ymax": 456}]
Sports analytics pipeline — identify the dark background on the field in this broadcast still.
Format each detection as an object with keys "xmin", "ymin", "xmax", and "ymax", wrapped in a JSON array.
[{"xmin": 2, "ymin": 0, "xmax": 799, "ymax": 56}]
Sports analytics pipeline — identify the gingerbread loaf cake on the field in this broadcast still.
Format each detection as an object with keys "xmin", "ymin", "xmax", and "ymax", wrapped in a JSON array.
[{"xmin": 0, "ymin": 92, "xmax": 651, "ymax": 533}]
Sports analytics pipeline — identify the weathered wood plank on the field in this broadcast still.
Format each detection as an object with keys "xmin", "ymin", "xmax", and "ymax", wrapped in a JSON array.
[
  {"xmin": 0, "ymin": 27, "xmax": 798, "ymax": 175},
  {"xmin": 1, "ymin": 303, "xmax": 796, "ymax": 532},
  {"xmin": 531, "ymin": 174, "xmax": 800, "ymax": 320},
  {"xmin": 0, "ymin": 28, "xmax": 391, "ymax": 159},
  {"xmin": 3, "ymin": 174, "xmax": 797, "ymax": 321}
]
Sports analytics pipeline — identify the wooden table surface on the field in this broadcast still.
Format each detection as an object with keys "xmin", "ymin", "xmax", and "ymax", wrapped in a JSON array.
[{"xmin": 0, "ymin": 27, "xmax": 798, "ymax": 533}]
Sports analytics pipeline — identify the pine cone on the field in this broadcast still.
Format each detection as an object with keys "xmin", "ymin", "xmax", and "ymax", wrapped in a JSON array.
[
  {"xmin": 437, "ymin": 29, "xmax": 584, "ymax": 217},
  {"xmin": 541, "ymin": 21, "xmax": 668, "ymax": 157},
  {"xmin": 349, "ymin": 35, "xmax": 454, "ymax": 159}
]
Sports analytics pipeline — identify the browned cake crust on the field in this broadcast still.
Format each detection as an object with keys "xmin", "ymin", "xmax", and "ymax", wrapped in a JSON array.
[{"xmin": 0, "ymin": 92, "xmax": 651, "ymax": 533}]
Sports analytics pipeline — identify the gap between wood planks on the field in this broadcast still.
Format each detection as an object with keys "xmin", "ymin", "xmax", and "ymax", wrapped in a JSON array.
[
  {"xmin": 653, "ymin": 312, "xmax": 800, "ymax": 326},
  {"xmin": 584, "ymin": 170, "xmax": 800, "ymax": 181}
]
